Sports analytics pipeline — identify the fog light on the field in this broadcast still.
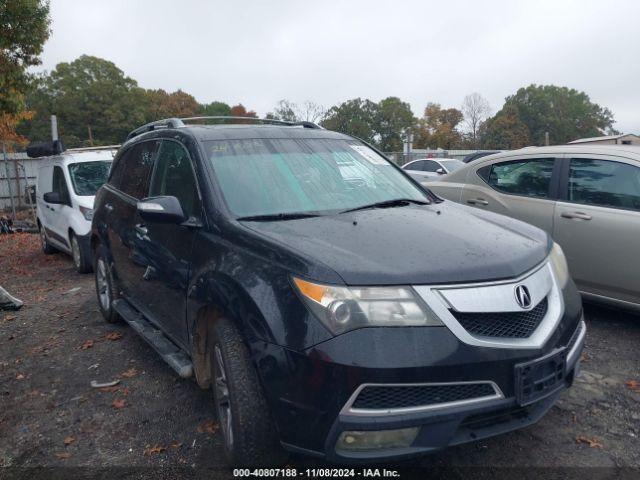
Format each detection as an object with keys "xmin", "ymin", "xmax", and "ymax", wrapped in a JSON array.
[{"xmin": 336, "ymin": 427, "xmax": 419, "ymax": 451}]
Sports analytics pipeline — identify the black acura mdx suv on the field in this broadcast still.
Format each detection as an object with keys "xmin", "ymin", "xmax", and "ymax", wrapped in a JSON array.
[{"xmin": 91, "ymin": 117, "xmax": 585, "ymax": 466}]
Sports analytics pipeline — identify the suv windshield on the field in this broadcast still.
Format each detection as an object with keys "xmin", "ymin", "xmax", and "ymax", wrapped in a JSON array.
[
  {"xmin": 206, "ymin": 138, "xmax": 428, "ymax": 217},
  {"xmin": 68, "ymin": 161, "xmax": 112, "ymax": 196}
]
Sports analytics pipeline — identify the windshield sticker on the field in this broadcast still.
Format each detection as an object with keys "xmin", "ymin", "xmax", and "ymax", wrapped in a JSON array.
[{"xmin": 349, "ymin": 145, "xmax": 388, "ymax": 165}]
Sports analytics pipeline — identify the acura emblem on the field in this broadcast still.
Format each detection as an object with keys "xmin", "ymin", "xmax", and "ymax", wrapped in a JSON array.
[{"xmin": 515, "ymin": 285, "xmax": 532, "ymax": 309}]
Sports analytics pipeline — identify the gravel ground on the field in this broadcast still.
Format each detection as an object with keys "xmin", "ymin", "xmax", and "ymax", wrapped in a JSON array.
[{"xmin": 1, "ymin": 233, "xmax": 639, "ymax": 479}]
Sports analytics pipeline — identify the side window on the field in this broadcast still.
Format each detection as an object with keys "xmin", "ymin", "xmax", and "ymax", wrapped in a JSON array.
[
  {"xmin": 52, "ymin": 166, "xmax": 70, "ymax": 201},
  {"xmin": 406, "ymin": 160, "xmax": 425, "ymax": 171},
  {"xmin": 486, "ymin": 158, "xmax": 555, "ymax": 199},
  {"xmin": 116, "ymin": 141, "xmax": 159, "ymax": 199},
  {"xmin": 149, "ymin": 141, "xmax": 201, "ymax": 218},
  {"xmin": 569, "ymin": 158, "xmax": 640, "ymax": 211},
  {"xmin": 423, "ymin": 160, "xmax": 440, "ymax": 172},
  {"xmin": 108, "ymin": 147, "xmax": 133, "ymax": 190}
]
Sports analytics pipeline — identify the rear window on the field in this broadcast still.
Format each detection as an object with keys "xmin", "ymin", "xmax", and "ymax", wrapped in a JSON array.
[
  {"xmin": 68, "ymin": 161, "xmax": 112, "ymax": 196},
  {"xmin": 206, "ymin": 138, "xmax": 427, "ymax": 217}
]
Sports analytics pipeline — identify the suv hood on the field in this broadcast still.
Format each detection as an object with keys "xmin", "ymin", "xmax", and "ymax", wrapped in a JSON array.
[{"xmin": 243, "ymin": 202, "xmax": 550, "ymax": 286}]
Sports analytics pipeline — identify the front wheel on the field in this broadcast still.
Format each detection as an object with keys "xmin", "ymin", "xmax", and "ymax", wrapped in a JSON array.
[
  {"xmin": 71, "ymin": 233, "xmax": 91, "ymax": 273},
  {"xmin": 210, "ymin": 318, "xmax": 288, "ymax": 467},
  {"xmin": 94, "ymin": 246, "xmax": 121, "ymax": 323}
]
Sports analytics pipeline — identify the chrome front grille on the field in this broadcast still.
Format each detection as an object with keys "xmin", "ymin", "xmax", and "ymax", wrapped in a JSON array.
[
  {"xmin": 450, "ymin": 297, "xmax": 548, "ymax": 339},
  {"xmin": 342, "ymin": 382, "xmax": 503, "ymax": 416}
]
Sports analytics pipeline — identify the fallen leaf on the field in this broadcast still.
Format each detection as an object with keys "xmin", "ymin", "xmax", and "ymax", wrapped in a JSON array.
[
  {"xmin": 197, "ymin": 420, "xmax": 219, "ymax": 435},
  {"xmin": 3, "ymin": 315, "xmax": 16, "ymax": 321},
  {"xmin": 63, "ymin": 436, "xmax": 75, "ymax": 446},
  {"xmin": 143, "ymin": 445, "xmax": 166, "ymax": 455},
  {"xmin": 576, "ymin": 436, "xmax": 603, "ymax": 448},
  {"xmin": 105, "ymin": 331, "xmax": 123, "ymax": 341},
  {"xmin": 625, "ymin": 380, "xmax": 640, "ymax": 392},
  {"xmin": 55, "ymin": 452, "xmax": 71, "ymax": 460},
  {"xmin": 171, "ymin": 442, "xmax": 182, "ymax": 449},
  {"xmin": 15, "ymin": 373, "xmax": 25, "ymax": 380},
  {"xmin": 80, "ymin": 340, "xmax": 94, "ymax": 350},
  {"xmin": 120, "ymin": 368, "xmax": 138, "ymax": 378},
  {"xmin": 112, "ymin": 398, "xmax": 126, "ymax": 409}
]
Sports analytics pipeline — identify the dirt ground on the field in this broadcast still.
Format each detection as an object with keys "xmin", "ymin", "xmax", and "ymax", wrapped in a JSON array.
[{"xmin": 1, "ymin": 232, "xmax": 639, "ymax": 478}]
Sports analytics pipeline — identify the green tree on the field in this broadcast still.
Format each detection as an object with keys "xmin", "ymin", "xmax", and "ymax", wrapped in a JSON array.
[
  {"xmin": 0, "ymin": 0, "xmax": 51, "ymax": 116},
  {"xmin": 143, "ymin": 89, "xmax": 200, "ymax": 121},
  {"xmin": 413, "ymin": 103, "xmax": 464, "ymax": 149},
  {"xmin": 200, "ymin": 101, "xmax": 231, "ymax": 117},
  {"xmin": 20, "ymin": 55, "xmax": 148, "ymax": 146},
  {"xmin": 374, "ymin": 97, "xmax": 415, "ymax": 152},
  {"xmin": 479, "ymin": 105, "xmax": 530, "ymax": 149},
  {"xmin": 270, "ymin": 99, "xmax": 298, "ymax": 121},
  {"xmin": 501, "ymin": 84, "xmax": 616, "ymax": 145},
  {"xmin": 321, "ymin": 98, "xmax": 378, "ymax": 145}
]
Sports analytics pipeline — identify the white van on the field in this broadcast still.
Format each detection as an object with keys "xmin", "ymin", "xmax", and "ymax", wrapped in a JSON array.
[{"xmin": 36, "ymin": 146, "xmax": 118, "ymax": 273}]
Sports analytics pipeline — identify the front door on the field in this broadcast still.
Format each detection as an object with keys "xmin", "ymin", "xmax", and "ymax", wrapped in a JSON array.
[
  {"xmin": 132, "ymin": 140, "xmax": 203, "ymax": 348},
  {"xmin": 106, "ymin": 140, "xmax": 159, "ymax": 294},
  {"xmin": 462, "ymin": 157, "xmax": 559, "ymax": 233},
  {"xmin": 553, "ymin": 156, "xmax": 640, "ymax": 305}
]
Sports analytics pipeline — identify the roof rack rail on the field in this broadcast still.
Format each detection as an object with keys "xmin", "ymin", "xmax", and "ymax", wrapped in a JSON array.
[
  {"xmin": 126, "ymin": 118, "xmax": 185, "ymax": 140},
  {"xmin": 66, "ymin": 145, "xmax": 121, "ymax": 153},
  {"xmin": 126, "ymin": 116, "xmax": 322, "ymax": 141}
]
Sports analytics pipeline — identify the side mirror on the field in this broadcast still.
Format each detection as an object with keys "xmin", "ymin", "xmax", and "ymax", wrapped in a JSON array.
[
  {"xmin": 137, "ymin": 196, "xmax": 187, "ymax": 224},
  {"xmin": 436, "ymin": 168, "xmax": 446, "ymax": 175},
  {"xmin": 43, "ymin": 191, "xmax": 67, "ymax": 205}
]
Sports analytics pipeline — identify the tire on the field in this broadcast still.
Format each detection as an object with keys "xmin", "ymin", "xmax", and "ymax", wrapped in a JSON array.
[
  {"xmin": 39, "ymin": 221, "xmax": 56, "ymax": 254},
  {"xmin": 94, "ymin": 246, "xmax": 121, "ymax": 323},
  {"xmin": 210, "ymin": 317, "xmax": 288, "ymax": 467},
  {"xmin": 71, "ymin": 232, "xmax": 92, "ymax": 274}
]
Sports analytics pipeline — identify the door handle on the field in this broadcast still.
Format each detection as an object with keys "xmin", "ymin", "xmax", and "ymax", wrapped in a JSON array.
[
  {"xmin": 561, "ymin": 211, "xmax": 592, "ymax": 221},
  {"xmin": 134, "ymin": 224, "xmax": 148, "ymax": 236},
  {"xmin": 467, "ymin": 198, "xmax": 489, "ymax": 206},
  {"xmin": 104, "ymin": 203, "xmax": 114, "ymax": 212}
]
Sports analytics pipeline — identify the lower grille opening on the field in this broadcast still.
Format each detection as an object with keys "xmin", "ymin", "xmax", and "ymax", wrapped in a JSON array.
[
  {"xmin": 351, "ymin": 383, "xmax": 497, "ymax": 410},
  {"xmin": 460, "ymin": 405, "xmax": 530, "ymax": 430},
  {"xmin": 451, "ymin": 297, "xmax": 548, "ymax": 338}
]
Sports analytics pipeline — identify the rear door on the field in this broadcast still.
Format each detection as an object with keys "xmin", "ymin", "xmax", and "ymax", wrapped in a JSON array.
[
  {"xmin": 131, "ymin": 139, "xmax": 203, "ymax": 348},
  {"xmin": 36, "ymin": 164, "xmax": 53, "ymax": 233},
  {"xmin": 461, "ymin": 156, "xmax": 560, "ymax": 233},
  {"xmin": 553, "ymin": 155, "xmax": 640, "ymax": 305}
]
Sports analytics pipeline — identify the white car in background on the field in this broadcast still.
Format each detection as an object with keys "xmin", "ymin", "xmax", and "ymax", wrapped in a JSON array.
[
  {"xmin": 402, "ymin": 158, "xmax": 465, "ymax": 182},
  {"xmin": 34, "ymin": 145, "xmax": 117, "ymax": 273}
]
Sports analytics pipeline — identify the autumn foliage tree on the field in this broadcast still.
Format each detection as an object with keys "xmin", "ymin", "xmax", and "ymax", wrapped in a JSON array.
[{"xmin": 413, "ymin": 103, "xmax": 464, "ymax": 149}]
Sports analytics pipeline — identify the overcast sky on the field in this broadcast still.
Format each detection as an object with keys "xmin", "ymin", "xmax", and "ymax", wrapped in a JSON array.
[{"xmin": 37, "ymin": 0, "xmax": 640, "ymax": 133}]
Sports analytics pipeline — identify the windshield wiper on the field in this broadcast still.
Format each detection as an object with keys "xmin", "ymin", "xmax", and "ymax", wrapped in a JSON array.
[
  {"xmin": 236, "ymin": 212, "xmax": 322, "ymax": 221},
  {"xmin": 340, "ymin": 198, "xmax": 430, "ymax": 214}
]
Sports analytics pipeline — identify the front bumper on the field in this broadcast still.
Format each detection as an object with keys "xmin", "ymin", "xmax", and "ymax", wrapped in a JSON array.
[{"xmin": 254, "ymin": 280, "xmax": 585, "ymax": 462}]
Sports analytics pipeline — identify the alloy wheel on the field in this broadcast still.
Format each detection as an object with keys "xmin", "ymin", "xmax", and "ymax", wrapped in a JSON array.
[
  {"xmin": 96, "ymin": 258, "xmax": 110, "ymax": 311},
  {"xmin": 214, "ymin": 345, "xmax": 233, "ymax": 449}
]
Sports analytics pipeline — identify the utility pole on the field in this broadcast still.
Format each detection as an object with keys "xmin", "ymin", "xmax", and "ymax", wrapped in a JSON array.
[{"xmin": 545, "ymin": 131, "xmax": 550, "ymax": 146}]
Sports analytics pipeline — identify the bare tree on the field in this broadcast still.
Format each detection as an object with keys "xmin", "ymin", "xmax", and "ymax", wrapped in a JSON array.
[
  {"xmin": 298, "ymin": 101, "xmax": 326, "ymax": 123},
  {"xmin": 462, "ymin": 93, "xmax": 491, "ymax": 148},
  {"xmin": 270, "ymin": 100, "xmax": 326, "ymax": 123}
]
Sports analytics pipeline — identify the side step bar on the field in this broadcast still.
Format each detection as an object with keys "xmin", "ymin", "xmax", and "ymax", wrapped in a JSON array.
[{"xmin": 113, "ymin": 299, "xmax": 193, "ymax": 378}]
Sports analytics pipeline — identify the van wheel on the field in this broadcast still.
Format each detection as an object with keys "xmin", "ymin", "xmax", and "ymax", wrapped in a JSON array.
[
  {"xmin": 39, "ymin": 222, "xmax": 56, "ymax": 254},
  {"xmin": 210, "ymin": 317, "xmax": 288, "ymax": 467},
  {"xmin": 70, "ymin": 233, "xmax": 91, "ymax": 273},
  {"xmin": 94, "ymin": 247, "xmax": 121, "ymax": 323}
]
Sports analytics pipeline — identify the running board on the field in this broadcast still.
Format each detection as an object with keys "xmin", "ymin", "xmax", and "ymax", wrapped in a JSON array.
[{"xmin": 113, "ymin": 299, "xmax": 193, "ymax": 378}]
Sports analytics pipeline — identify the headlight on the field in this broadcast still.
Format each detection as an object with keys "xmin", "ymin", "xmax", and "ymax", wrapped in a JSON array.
[
  {"xmin": 79, "ymin": 206, "xmax": 94, "ymax": 221},
  {"xmin": 293, "ymin": 277, "xmax": 442, "ymax": 334},
  {"xmin": 549, "ymin": 242, "xmax": 569, "ymax": 287}
]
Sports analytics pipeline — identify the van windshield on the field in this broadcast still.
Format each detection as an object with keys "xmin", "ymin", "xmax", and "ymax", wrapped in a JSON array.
[
  {"xmin": 68, "ymin": 161, "xmax": 112, "ymax": 196},
  {"xmin": 206, "ymin": 138, "xmax": 428, "ymax": 217}
]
